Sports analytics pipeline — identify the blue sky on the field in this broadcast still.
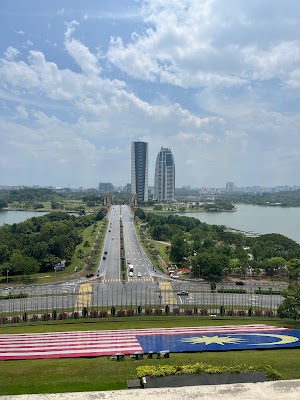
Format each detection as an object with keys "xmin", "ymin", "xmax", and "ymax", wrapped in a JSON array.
[{"xmin": 1, "ymin": 0, "xmax": 300, "ymax": 189}]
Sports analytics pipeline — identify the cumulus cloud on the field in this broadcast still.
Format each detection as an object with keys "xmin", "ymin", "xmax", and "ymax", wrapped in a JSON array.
[
  {"xmin": 1, "ymin": 0, "xmax": 300, "ymax": 187},
  {"xmin": 3, "ymin": 46, "xmax": 20, "ymax": 60},
  {"xmin": 107, "ymin": 0, "xmax": 300, "ymax": 89}
]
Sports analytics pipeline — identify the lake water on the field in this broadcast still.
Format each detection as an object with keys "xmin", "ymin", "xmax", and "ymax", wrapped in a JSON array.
[
  {"xmin": 1, "ymin": 204, "xmax": 300, "ymax": 243},
  {"xmin": 174, "ymin": 204, "xmax": 300, "ymax": 244},
  {"xmin": 0, "ymin": 210, "xmax": 49, "ymax": 226}
]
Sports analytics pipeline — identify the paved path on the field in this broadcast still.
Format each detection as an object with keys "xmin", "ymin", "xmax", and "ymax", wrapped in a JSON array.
[{"xmin": 1, "ymin": 380, "xmax": 300, "ymax": 400}]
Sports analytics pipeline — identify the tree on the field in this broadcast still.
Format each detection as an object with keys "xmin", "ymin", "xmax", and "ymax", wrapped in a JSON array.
[
  {"xmin": 192, "ymin": 252, "xmax": 229, "ymax": 281},
  {"xmin": 277, "ymin": 284, "xmax": 300, "ymax": 319},
  {"xmin": 0, "ymin": 199, "xmax": 8, "ymax": 209},
  {"xmin": 263, "ymin": 257, "xmax": 286, "ymax": 277},
  {"xmin": 9, "ymin": 251, "xmax": 39, "ymax": 276},
  {"xmin": 169, "ymin": 234, "xmax": 190, "ymax": 263}
]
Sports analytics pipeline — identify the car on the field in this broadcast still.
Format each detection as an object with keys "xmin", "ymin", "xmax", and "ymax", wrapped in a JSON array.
[
  {"xmin": 86, "ymin": 273, "xmax": 94, "ymax": 278},
  {"xmin": 112, "ymin": 237, "xmax": 114, "ymax": 240},
  {"xmin": 177, "ymin": 290, "xmax": 189, "ymax": 296},
  {"xmin": 235, "ymin": 281, "xmax": 245, "ymax": 285},
  {"xmin": 129, "ymin": 271, "xmax": 133, "ymax": 277},
  {"xmin": 103, "ymin": 256, "xmax": 106, "ymax": 260},
  {"xmin": 137, "ymin": 272, "xmax": 141, "ymax": 277},
  {"xmin": 104, "ymin": 251, "xmax": 108, "ymax": 255}
]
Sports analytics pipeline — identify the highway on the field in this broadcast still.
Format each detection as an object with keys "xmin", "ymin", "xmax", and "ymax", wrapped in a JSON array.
[{"xmin": 0, "ymin": 205, "xmax": 286, "ymax": 316}]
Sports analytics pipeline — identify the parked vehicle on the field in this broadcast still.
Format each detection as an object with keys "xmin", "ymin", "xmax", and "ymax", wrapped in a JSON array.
[
  {"xmin": 177, "ymin": 290, "xmax": 189, "ymax": 296},
  {"xmin": 86, "ymin": 273, "xmax": 94, "ymax": 278},
  {"xmin": 235, "ymin": 281, "xmax": 245, "ymax": 285}
]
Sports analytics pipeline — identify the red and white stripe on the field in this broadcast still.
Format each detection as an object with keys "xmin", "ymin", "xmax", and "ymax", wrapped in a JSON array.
[{"xmin": 0, "ymin": 324, "xmax": 288, "ymax": 360}]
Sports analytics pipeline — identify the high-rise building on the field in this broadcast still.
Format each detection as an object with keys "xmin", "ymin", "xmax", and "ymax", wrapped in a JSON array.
[
  {"xmin": 131, "ymin": 141, "xmax": 148, "ymax": 203},
  {"xmin": 154, "ymin": 147, "xmax": 175, "ymax": 202},
  {"xmin": 225, "ymin": 181, "xmax": 234, "ymax": 192}
]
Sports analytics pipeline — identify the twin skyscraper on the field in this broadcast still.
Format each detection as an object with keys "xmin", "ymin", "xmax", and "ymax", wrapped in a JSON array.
[{"xmin": 131, "ymin": 141, "xmax": 175, "ymax": 204}]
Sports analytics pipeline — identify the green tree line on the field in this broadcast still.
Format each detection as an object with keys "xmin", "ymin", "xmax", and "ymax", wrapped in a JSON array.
[{"xmin": 0, "ymin": 209, "xmax": 106, "ymax": 278}]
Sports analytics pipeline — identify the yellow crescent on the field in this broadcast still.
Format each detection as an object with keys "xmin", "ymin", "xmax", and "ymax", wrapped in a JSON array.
[{"xmin": 234, "ymin": 333, "xmax": 299, "ymax": 346}]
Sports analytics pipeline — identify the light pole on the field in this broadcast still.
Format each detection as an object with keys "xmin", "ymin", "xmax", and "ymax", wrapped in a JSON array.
[{"xmin": 6, "ymin": 269, "xmax": 9, "ymax": 284}]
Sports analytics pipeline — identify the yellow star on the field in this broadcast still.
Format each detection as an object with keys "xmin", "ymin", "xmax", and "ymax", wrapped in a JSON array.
[{"xmin": 180, "ymin": 335, "xmax": 246, "ymax": 345}]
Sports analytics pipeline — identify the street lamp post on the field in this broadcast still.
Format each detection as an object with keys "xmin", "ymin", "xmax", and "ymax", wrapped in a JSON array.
[{"xmin": 6, "ymin": 269, "xmax": 9, "ymax": 284}]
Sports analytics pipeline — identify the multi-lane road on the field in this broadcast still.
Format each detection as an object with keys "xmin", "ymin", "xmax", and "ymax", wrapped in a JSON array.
[{"xmin": 0, "ymin": 205, "xmax": 287, "ymax": 316}]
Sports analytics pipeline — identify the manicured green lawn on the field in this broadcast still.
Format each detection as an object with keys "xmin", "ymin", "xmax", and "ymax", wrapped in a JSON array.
[{"xmin": 0, "ymin": 317, "xmax": 300, "ymax": 395}]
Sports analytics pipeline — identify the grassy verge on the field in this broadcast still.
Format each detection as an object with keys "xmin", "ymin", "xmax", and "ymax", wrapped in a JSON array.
[{"xmin": 0, "ymin": 317, "xmax": 299, "ymax": 395}]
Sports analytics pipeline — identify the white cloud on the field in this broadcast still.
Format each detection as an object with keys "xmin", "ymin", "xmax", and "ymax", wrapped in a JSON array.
[
  {"xmin": 107, "ymin": 0, "xmax": 300, "ymax": 88},
  {"xmin": 3, "ymin": 46, "xmax": 20, "ymax": 61},
  {"xmin": 57, "ymin": 8, "xmax": 64, "ymax": 16}
]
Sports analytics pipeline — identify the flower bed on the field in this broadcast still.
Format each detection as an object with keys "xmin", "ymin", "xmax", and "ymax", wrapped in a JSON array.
[
  {"xmin": 42, "ymin": 313, "xmax": 51, "ymax": 321},
  {"xmin": 90, "ymin": 310, "xmax": 98, "ymax": 318},
  {"xmin": 126, "ymin": 309, "xmax": 135, "ymax": 316},
  {"xmin": 237, "ymin": 310, "xmax": 245, "ymax": 316},
  {"xmin": 173, "ymin": 308, "xmax": 180, "ymax": 315},
  {"xmin": 227, "ymin": 310, "xmax": 235, "ymax": 316},
  {"xmin": 200, "ymin": 309, "xmax": 208, "ymax": 316},
  {"xmin": 99, "ymin": 310, "xmax": 108, "ymax": 318},
  {"xmin": 71, "ymin": 311, "xmax": 79, "ymax": 319},
  {"xmin": 58, "ymin": 312, "xmax": 68, "ymax": 320},
  {"xmin": 154, "ymin": 308, "xmax": 162, "ymax": 315},
  {"xmin": 185, "ymin": 309, "xmax": 193, "ymax": 315},
  {"xmin": 145, "ymin": 308, "xmax": 153, "ymax": 315},
  {"xmin": 116, "ymin": 310, "xmax": 125, "ymax": 317}
]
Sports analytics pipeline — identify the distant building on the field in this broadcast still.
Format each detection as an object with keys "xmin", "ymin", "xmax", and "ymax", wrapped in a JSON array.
[
  {"xmin": 131, "ymin": 141, "xmax": 149, "ymax": 203},
  {"xmin": 154, "ymin": 147, "xmax": 175, "ymax": 201},
  {"xmin": 226, "ymin": 181, "xmax": 235, "ymax": 192},
  {"xmin": 98, "ymin": 182, "xmax": 114, "ymax": 193}
]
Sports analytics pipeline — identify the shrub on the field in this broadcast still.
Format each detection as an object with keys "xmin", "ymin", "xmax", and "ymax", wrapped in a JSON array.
[
  {"xmin": 99, "ymin": 310, "xmax": 108, "ymax": 318},
  {"xmin": 71, "ymin": 311, "xmax": 79, "ymax": 319},
  {"xmin": 11, "ymin": 316, "xmax": 20, "ymax": 323},
  {"xmin": 0, "ymin": 317, "xmax": 8, "ymax": 324},
  {"xmin": 254, "ymin": 309, "xmax": 262, "ymax": 317},
  {"xmin": 126, "ymin": 309, "xmax": 135, "ymax": 316},
  {"xmin": 145, "ymin": 308, "xmax": 153, "ymax": 315},
  {"xmin": 154, "ymin": 308, "xmax": 162, "ymax": 315},
  {"xmin": 58, "ymin": 312, "xmax": 68, "ymax": 320},
  {"xmin": 31, "ymin": 314, "xmax": 38, "ymax": 322},
  {"xmin": 42, "ymin": 313, "xmax": 51, "ymax": 321},
  {"xmin": 227, "ymin": 309, "xmax": 235, "ymax": 316},
  {"xmin": 185, "ymin": 309, "xmax": 193, "ymax": 315},
  {"xmin": 237, "ymin": 310, "xmax": 245, "ymax": 316},
  {"xmin": 264, "ymin": 310, "xmax": 274, "ymax": 317},
  {"xmin": 200, "ymin": 309, "xmax": 208, "ymax": 316},
  {"xmin": 116, "ymin": 310, "xmax": 125, "ymax": 317},
  {"xmin": 173, "ymin": 308, "xmax": 180, "ymax": 315},
  {"xmin": 90, "ymin": 310, "xmax": 98, "ymax": 318}
]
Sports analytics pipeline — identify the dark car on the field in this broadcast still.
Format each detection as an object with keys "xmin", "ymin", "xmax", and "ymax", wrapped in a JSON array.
[
  {"xmin": 86, "ymin": 273, "xmax": 94, "ymax": 278},
  {"xmin": 177, "ymin": 290, "xmax": 189, "ymax": 296},
  {"xmin": 103, "ymin": 256, "xmax": 106, "ymax": 260},
  {"xmin": 235, "ymin": 281, "xmax": 245, "ymax": 285}
]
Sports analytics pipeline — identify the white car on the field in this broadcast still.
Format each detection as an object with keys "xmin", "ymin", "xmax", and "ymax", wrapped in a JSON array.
[
  {"xmin": 129, "ymin": 271, "xmax": 133, "ymax": 277},
  {"xmin": 137, "ymin": 272, "xmax": 141, "ymax": 277}
]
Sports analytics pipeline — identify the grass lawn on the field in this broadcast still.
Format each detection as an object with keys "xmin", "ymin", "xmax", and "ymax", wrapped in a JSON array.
[{"xmin": 0, "ymin": 317, "xmax": 300, "ymax": 395}]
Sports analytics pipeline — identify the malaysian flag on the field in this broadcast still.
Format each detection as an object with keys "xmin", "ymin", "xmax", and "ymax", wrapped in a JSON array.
[{"xmin": 0, "ymin": 324, "xmax": 299, "ymax": 361}]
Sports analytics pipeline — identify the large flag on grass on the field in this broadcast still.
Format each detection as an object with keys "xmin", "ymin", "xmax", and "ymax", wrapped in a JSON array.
[{"xmin": 0, "ymin": 324, "xmax": 299, "ymax": 360}]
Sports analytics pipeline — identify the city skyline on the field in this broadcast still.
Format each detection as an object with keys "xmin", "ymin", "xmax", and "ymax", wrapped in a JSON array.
[{"xmin": 1, "ymin": 1, "xmax": 300, "ymax": 188}]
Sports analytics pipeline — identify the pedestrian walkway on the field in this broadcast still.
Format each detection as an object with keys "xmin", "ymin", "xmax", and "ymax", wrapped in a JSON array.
[
  {"xmin": 75, "ymin": 282, "xmax": 92, "ymax": 309},
  {"xmin": 1, "ymin": 380, "xmax": 300, "ymax": 400}
]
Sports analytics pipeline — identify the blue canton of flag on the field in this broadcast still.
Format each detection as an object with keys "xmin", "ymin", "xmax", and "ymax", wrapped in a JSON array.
[{"xmin": 136, "ymin": 329, "xmax": 300, "ymax": 353}]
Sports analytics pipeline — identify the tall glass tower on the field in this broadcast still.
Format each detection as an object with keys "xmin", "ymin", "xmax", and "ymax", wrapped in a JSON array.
[
  {"xmin": 154, "ymin": 147, "xmax": 175, "ymax": 202},
  {"xmin": 131, "ymin": 141, "xmax": 148, "ymax": 203}
]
